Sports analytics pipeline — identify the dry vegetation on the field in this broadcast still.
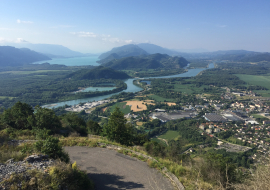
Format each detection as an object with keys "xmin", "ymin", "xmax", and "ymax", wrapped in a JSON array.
[
  {"xmin": 125, "ymin": 100, "xmax": 155, "ymax": 112},
  {"xmin": 233, "ymin": 163, "xmax": 270, "ymax": 190},
  {"xmin": 163, "ymin": 102, "xmax": 176, "ymax": 106}
]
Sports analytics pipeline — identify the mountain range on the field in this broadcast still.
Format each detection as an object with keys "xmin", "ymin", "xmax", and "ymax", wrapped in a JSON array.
[
  {"xmin": 99, "ymin": 44, "xmax": 270, "ymax": 62},
  {"xmin": 1, "ymin": 42, "xmax": 84, "ymax": 58},
  {"xmin": 101, "ymin": 53, "xmax": 189, "ymax": 70},
  {"xmin": 0, "ymin": 46, "xmax": 51, "ymax": 67}
]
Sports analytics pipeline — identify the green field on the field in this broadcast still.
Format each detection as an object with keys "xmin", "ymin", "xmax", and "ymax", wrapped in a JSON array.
[
  {"xmin": 252, "ymin": 114, "xmax": 268, "ymax": 119},
  {"xmin": 0, "ymin": 70, "xmax": 69, "ymax": 75},
  {"xmin": 0, "ymin": 96, "xmax": 15, "ymax": 100},
  {"xmin": 173, "ymin": 83, "xmax": 208, "ymax": 94},
  {"xmin": 151, "ymin": 138, "xmax": 167, "ymax": 146},
  {"xmin": 148, "ymin": 94, "xmax": 174, "ymax": 102},
  {"xmin": 159, "ymin": 130, "xmax": 180, "ymax": 140},
  {"xmin": 235, "ymin": 74, "xmax": 270, "ymax": 97},
  {"xmin": 110, "ymin": 102, "xmax": 131, "ymax": 114}
]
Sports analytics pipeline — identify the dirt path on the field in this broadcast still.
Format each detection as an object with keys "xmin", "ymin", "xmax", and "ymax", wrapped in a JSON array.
[{"xmin": 64, "ymin": 146, "xmax": 174, "ymax": 190}]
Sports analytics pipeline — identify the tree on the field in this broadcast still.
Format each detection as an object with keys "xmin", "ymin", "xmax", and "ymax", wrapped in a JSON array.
[
  {"xmin": 103, "ymin": 107, "xmax": 133, "ymax": 145},
  {"xmin": 34, "ymin": 105, "xmax": 61, "ymax": 131},
  {"xmin": 1, "ymin": 101, "xmax": 34, "ymax": 129},
  {"xmin": 62, "ymin": 112, "xmax": 86, "ymax": 135},
  {"xmin": 86, "ymin": 120, "xmax": 102, "ymax": 135}
]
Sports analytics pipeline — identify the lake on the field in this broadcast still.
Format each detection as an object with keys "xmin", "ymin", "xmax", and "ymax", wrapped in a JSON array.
[
  {"xmin": 33, "ymin": 56, "xmax": 100, "ymax": 66},
  {"xmin": 43, "ymin": 63, "xmax": 214, "ymax": 108}
]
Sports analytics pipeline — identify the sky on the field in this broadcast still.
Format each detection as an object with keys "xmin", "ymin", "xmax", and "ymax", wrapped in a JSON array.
[{"xmin": 0, "ymin": 0, "xmax": 269, "ymax": 53}]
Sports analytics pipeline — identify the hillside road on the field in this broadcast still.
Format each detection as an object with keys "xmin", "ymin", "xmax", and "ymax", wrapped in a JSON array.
[{"xmin": 64, "ymin": 146, "xmax": 174, "ymax": 190}]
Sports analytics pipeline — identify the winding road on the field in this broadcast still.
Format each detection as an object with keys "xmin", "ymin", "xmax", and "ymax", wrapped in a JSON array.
[{"xmin": 64, "ymin": 146, "xmax": 174, "ymax": 190}]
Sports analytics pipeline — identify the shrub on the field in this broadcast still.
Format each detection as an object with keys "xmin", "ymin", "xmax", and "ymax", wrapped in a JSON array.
[
  {"xmin": 1, "ymin": 162, "xmax": 94, "ymax": 190},
  {"xmin": 34, "ymin": 137, "xmax": 70, "ymax": 163}
]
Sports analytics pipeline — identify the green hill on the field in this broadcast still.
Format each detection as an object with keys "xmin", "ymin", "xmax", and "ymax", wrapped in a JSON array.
[
  {"xmin": 66, "ymin": 66, "xmax": 130, "ymax": 80},
  {"xmin": 97, "ymin": 53, "xmax": 121, "ymax": 64},
  {"xmin": 102, "ymin": 53, "xmax": 189, "ymax": 70},
  {"xmin": 98, "ymin": 44, "xmax": 148, "ymax": 60}
]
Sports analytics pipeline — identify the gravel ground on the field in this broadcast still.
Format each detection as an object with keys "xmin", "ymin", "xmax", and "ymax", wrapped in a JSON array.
[
  {"xmin": 64, "ymin": 146, "xmax": 174, "ymax": 190},
  {"xmin": 0, "ymin": 155, "xmax": 54, "ymax": 183}
]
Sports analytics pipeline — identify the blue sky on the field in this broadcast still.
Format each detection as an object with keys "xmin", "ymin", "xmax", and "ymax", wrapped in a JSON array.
[{"xmin": 0, "ymin": 0, "xmax": 269, "ymax": 53}]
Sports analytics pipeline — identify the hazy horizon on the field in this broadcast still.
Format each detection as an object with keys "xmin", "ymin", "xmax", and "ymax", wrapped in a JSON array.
[{"xmin": 0, "ymin": 0, "xmax": 269, "ymax": 54}]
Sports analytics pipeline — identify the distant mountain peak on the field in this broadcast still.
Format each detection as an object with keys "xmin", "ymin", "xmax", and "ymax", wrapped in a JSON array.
[{"xmin": 98, "ymin": 44, "xmax": 148, "ymax": 60}]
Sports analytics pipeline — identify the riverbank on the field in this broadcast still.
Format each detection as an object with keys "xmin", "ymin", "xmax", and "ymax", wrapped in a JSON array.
[{"xmin": 43, "ymin": 63, "xmax": 214, "ymax": 109}]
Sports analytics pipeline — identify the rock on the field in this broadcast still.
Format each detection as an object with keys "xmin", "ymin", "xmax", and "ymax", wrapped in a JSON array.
[
  {"xmin": 24, "ymin": 154, "xmax": 48, "ymax": 163},
  {"xmin": 5, "ymin": 159, "xmax": 14, "ymax": 164}
]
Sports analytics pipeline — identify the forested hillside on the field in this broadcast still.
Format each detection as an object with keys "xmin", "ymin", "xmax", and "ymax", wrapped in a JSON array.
[
  {"xmin": 98, "ymin": 44, "xmax": 148, "ymax": 60},
  {"xmin": 102, "ymin": 53, "xmax": 189, "ymax": 70},
  {"xmin": 66, "ymin": 66, "xmax": 130, "ymax": 80},
  {"xmin": 0, "ymin": 46, "xmax": 51, "ymax": 67}
]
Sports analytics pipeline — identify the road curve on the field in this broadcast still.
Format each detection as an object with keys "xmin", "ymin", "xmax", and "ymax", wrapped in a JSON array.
[{"xmin": 64, "ymin": 146, "xmax": 174, "ymax": 190}]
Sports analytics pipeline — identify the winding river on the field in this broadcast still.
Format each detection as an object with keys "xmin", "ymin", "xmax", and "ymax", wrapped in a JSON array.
[{"xmin": 43, "ymin": 63, "xmax": 214, "ymax": 108}]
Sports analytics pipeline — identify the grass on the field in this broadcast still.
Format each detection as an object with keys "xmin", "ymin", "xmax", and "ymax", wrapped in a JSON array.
[
  {"xmin": 0, "ymin": 96, "xmax": 15, "ymax": 100},
  {"xmin": 252, "ymin": 114, "xmax": 267, "ymax": 119},
  {"xmin": 136, "ymin": 121, "xmax": 145, "ymax": 126},
  {"xmin": 158, "ymin": 130, "xmax": 180, "ymax": 141},
  {"xmin": 235, "ymin": 74, "xmax": 270, "ymax": 97},
  {"xmin": 148, "ymin": 94, "xmax": 174, "ymax": 102},
  {"xmin": 110, "ymin": 102, "xmax": 131, "ymax": 114},
  {"xmin": 0, "ymin": 70, "xmax": 69, "ymax": 75},
  {"xmin": 151, "ymin": 138, "xmax": 167, "ymax": 146}
]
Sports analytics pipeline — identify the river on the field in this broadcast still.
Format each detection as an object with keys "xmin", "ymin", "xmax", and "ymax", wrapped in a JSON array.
[{"xmin": 43, "ymin": 63, "xmax": 214, "ymax": 108}]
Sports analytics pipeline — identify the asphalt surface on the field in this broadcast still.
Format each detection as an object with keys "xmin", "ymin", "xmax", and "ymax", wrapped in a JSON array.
[{"xmin": 64, "ymin": 146, "xmax": 174, "ymax": 190}]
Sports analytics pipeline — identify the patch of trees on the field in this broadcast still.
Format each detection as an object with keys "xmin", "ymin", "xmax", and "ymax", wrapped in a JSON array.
[
  {"xmin": 0, "ymin": 74, "xmax": 127, "ymax": 108},
  {"xmin": 102, "ymin": 53, "xmax": 189, "ymax": 70},
  {"xmin": 66, "ymin": 66, "xmax": 130, "ymax": 80}
]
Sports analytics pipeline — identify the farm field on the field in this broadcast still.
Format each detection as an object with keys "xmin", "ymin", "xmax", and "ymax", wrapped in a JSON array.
[
  {"xmin": 125, "ymin": 100, "xmax": 155, "ymax": 112},
  {"xmin": 158, "ymin": 130, "xmax": 180, "ymax": 141},
  {"xmin": 110, "ymin": 102, "xmax": 131, "ymax": 114},
  {"xmin": 252, "ymin": 114, "xmax": 268, "ymax": 119},
  {"xmin": 148, "ymin": 94, "xmax": 174, "ymax": 102},
  {"xmin": 173, "ymin": 83, "xmax": 208, "ymax": 94},
  {"xmin": 235, "ymin": 74, "xmax": 270, "ymax": 97},
  {"xmin": 136, "ymin": 121, "xmax": 145, "ymax": 126},
  {"xmin": 163, "ymin": 102, "xmax": 176, "ymax": 106}
]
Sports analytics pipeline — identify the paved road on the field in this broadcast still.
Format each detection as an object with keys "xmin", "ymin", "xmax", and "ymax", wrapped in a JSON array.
[{"xmin": 64, "ymin": 146, "xmax": 174, "ymax": 190}]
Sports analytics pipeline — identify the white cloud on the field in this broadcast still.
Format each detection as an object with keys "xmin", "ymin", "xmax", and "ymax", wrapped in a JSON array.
[
  {"xmin": 125, "ymin": 40, "xmax": 133, "ymax": 44},
  {"xmin": 71, "ymin": 32, "xmax": 97, "ymax": 38},
  {"xmin": 71, "ymin": 31, "xmax": 133, "ymax": 44},
  {"xmin": 16, "ymin": 38, "xmax": 28, "ymax": 43},
  {"xmin": 17, "ymin": 19, "xmax": 33, "ymax": 24},
  {"xmin": 0, "ymin": 37, "xmax": 28, "ymax": 43}
]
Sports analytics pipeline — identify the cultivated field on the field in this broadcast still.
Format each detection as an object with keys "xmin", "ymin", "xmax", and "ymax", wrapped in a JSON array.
[
  {"xmin": 125, "ymin": 100, "xmax": 155, "ymax": 112},
  {"xmin": 235, "ymin": 74, "xmax": 270, "ymax": 97},
  {"xmin": 159, "ymin": 130, "xmax": 180, "ymax": 141},
  {"xmin": 102, "ymin": 107, "xmax": 107, "ymax": 112},
  {"xmin": 164, "ymin": 102, "xmax": 176, "ymax": 106},
  {"xmin": 148, "ymin": 94, "xmax": 174, "ymax": 102},
  {"xmin": 110, "ymin": 102, "xmax": 131, "ymax": 114}
]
